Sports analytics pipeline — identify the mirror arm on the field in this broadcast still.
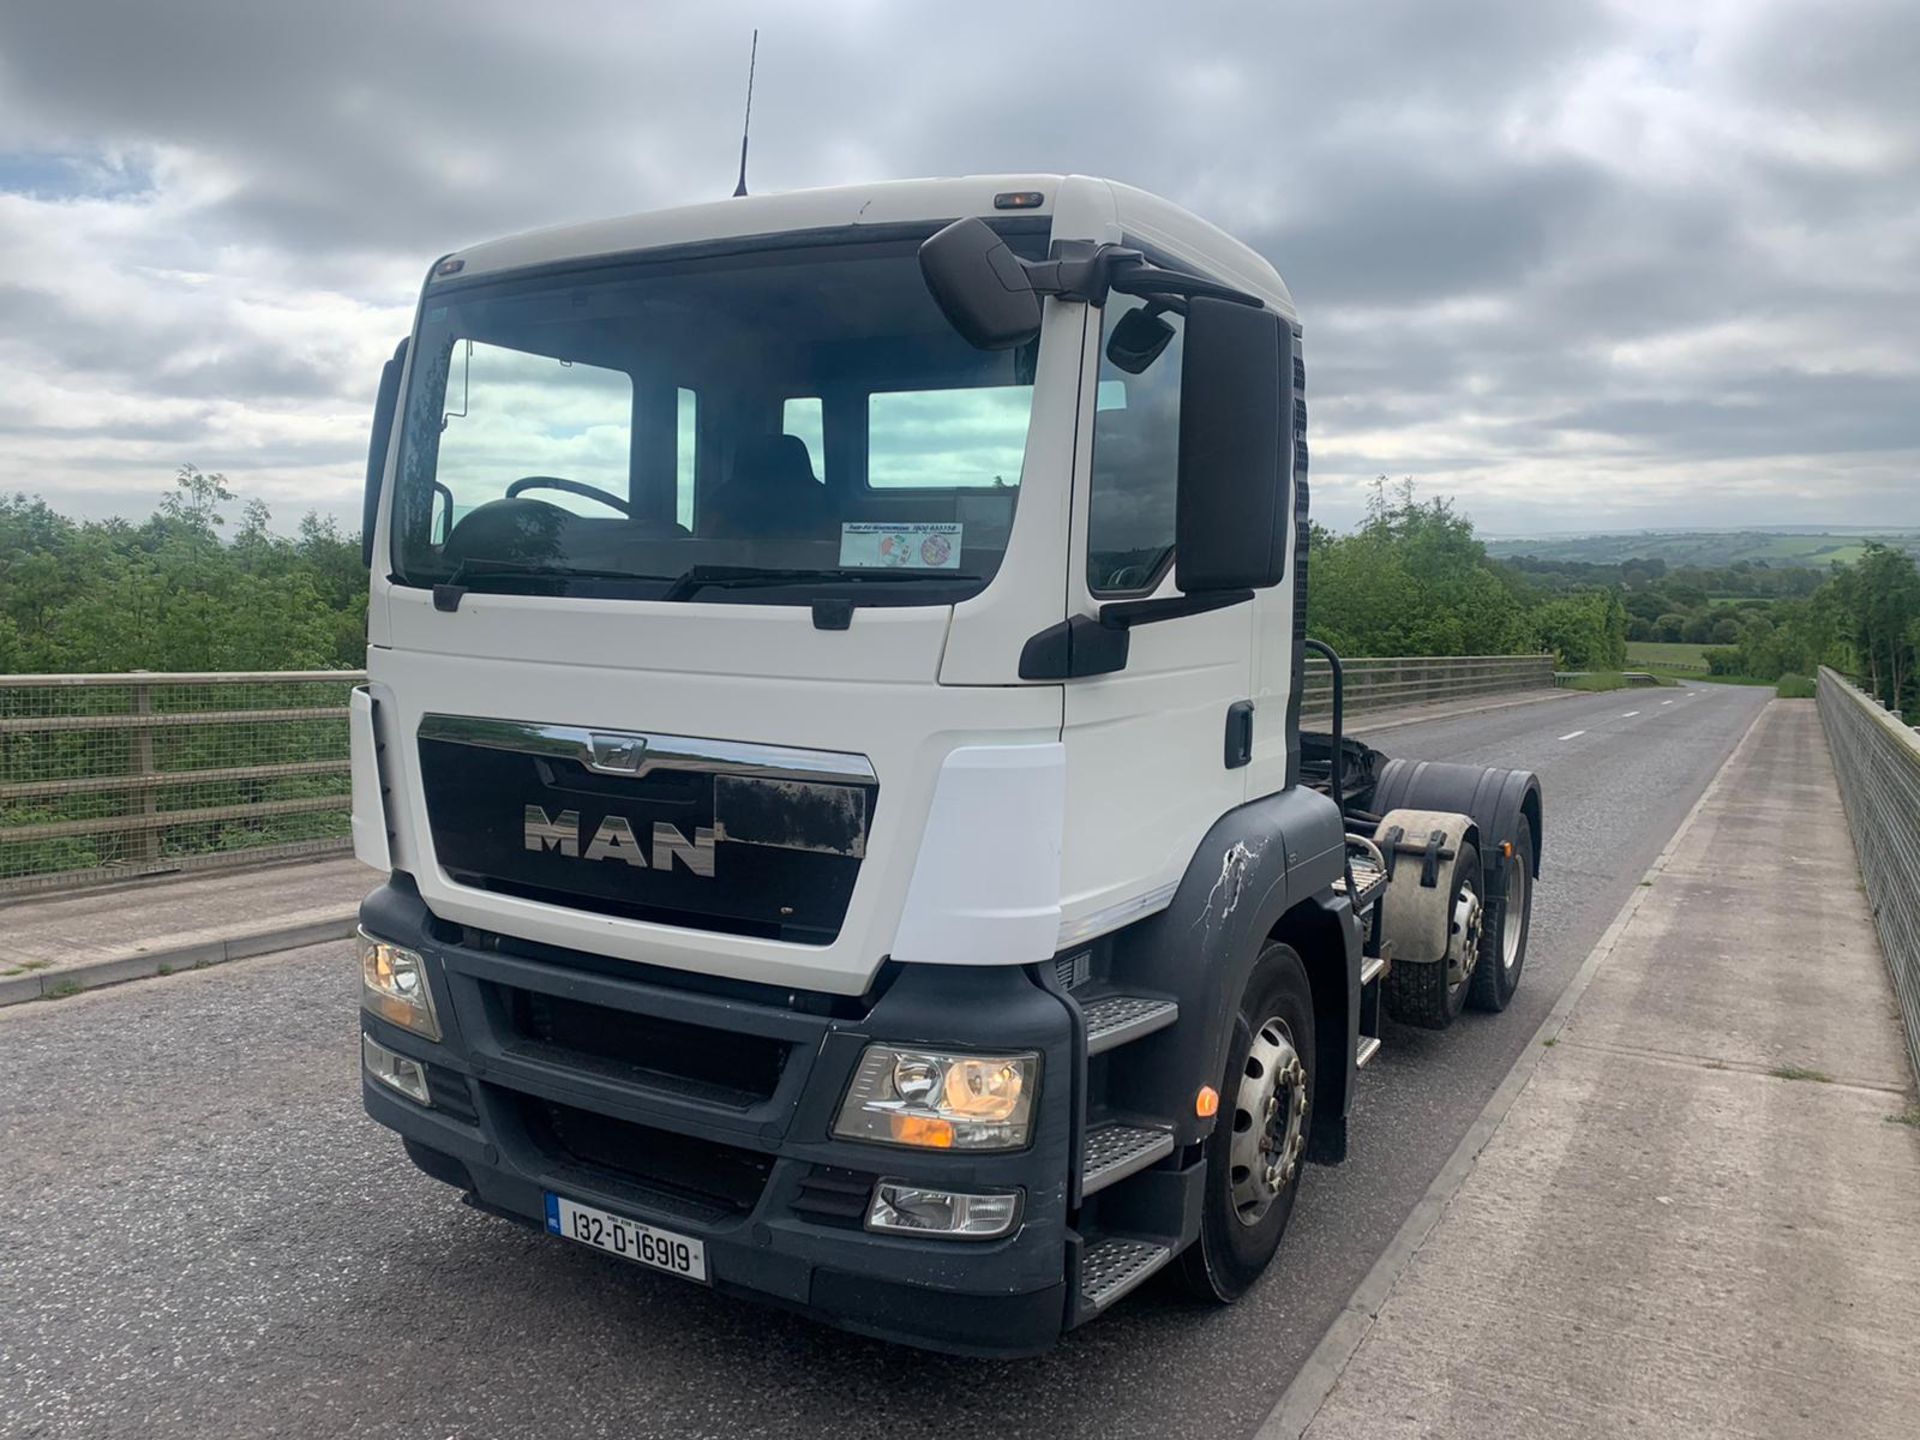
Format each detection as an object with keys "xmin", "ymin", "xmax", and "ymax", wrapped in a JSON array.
[
  {"xmin": 1109, "ymin": 260, "xmax": 1263, "ymax": 308},
  {"xmin": 1021, "ymin": 241, "xmax": 1130, "ymax": 305},
  {"xmin": 1017, "ymin": 245, "xmax": 1261, "ymax": 312}
]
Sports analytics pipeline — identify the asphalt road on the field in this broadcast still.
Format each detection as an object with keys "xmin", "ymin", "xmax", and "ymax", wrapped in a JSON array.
[{"xmin": 0, "ymin": 681, "xmax": 1772, "ymax": 1440}]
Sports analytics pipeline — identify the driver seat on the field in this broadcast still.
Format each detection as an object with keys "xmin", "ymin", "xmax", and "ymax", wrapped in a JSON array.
[{"xmin": 706, "ymin": 435, "xmax": 835, "ymax": 538}]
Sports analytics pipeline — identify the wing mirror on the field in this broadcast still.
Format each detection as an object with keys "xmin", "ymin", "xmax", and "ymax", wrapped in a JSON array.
[
  {"xmin": 1176, "ymin": 297, "xmax": 1290, "ymax": 592},
  {"xmin": 918, "ymin": 217, "xmax": 1044, "ymax": 351},
  {"xmin": 362, "ymin": 338, "xmax": 408, "ymax": 569},
  {"xmin": 1105, "ymin": 305, "xmax": 1176, "ymax": 374}
]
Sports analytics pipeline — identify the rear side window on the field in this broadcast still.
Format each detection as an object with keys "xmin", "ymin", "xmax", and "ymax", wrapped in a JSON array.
[
  {"xmin": 868, "ymin": 386, "xmax": 1031, "ymax": 489},
  {"xmin": 782, "ymin": 397, "xmax": 825, "ymax": 478},
  {"xmin": 1086, "ymin": 301, "xmax": 1184, "ymax": 593}
]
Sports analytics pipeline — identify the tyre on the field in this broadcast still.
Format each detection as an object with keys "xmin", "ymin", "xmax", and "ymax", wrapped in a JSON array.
[
  {"xmin": 1176, "ymin": 942, "xmax": 1316, "ymax": 1303},
  {"xmin": 1469, "ymin": 817, "xmax": 1534, "ymax": 1013},
  {"xmin": 1383, "ymin": 840, "xmax": 1482, "ymax": 1030}
]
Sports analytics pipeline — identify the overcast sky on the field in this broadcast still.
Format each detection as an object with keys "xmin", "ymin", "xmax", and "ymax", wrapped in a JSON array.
[{"xmin": 0, "ymin": 0, "xmax": 1914, "ymax": 537}]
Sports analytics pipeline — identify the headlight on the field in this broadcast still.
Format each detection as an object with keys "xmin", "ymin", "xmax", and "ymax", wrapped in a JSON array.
[
  {"xmin": 359, "ymin": 929, "xmax": 440, "ymax": 1040},
  {"xmin": 833, "ymin": 1045, "xmax": 1038, "ymax": 1150}
]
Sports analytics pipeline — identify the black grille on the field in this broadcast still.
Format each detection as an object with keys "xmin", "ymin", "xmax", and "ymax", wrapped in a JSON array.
[
  {"xmin": 791, "ymin": 1166, "xmax": 877, "ymax": 1230},
  {"xmin": 424, "ymin": 1063, "xmax": 479, "ymax": 1125},
  {"xmin": 500, "ymin": 987, "xmax": 789, "ymax": 1108},
  {"xmin": 522, "ymin": 1096, "xmax": 774, "ymax": 1220},
  {"xmin": 418, "ymin": 734, "xmax": 871, "ymax": 944}
]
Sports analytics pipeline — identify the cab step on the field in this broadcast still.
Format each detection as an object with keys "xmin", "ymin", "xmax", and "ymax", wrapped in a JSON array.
[
  {"xmin": 1355, "ymin": 1035, "xmax": 1383, "ymax": 1069},
  {"xmin": 1083, "ymin": 1119, "xmax": 1175, "ymax": 1196},
  {"xmin": 1079, "ymin": 1234, "xmax": 1172, "ymax": 1313},
  {"xmin": 1082, "ymin": 993, "xmax": 1179, "ymax": 1055}
]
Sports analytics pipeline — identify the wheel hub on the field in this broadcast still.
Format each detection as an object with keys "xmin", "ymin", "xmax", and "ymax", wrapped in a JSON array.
[
  {"xmin": 1229, "ymin": 1017, "xmax": 1308, "ymax": 1226},
  {"xmin": 1446, "ymin": 882, "xmax": 1484, "ymax": 989}
]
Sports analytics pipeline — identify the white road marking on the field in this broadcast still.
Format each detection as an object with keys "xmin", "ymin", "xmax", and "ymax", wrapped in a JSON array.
[
  {"xmin": 1559, "ymin": 730, "xmax": 1586, "ymax": 741},
  {"xmin": 1621, "ymin": 710, "xmax": 1641, "ymax": 718},
  {"xmin": 1661, "ymin": 700, "xmax": 1674, "ymax": 705}
]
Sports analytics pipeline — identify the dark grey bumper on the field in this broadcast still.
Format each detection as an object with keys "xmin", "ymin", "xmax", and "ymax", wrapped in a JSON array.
[{"xmin": 357, "ymin": 876, "xmax": 1075, "ymax": 1356}]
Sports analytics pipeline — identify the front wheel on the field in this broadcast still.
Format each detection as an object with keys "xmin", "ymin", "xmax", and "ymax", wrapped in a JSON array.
[{"xmin": 1176, "ymin": 942, "xmax": 1316, "ymax": 1303}]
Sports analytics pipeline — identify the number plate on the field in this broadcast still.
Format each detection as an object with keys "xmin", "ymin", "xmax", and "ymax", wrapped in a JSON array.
[{"xmin": 545, "ymin": 1194, "xmax": 708, "ymax": 1283}]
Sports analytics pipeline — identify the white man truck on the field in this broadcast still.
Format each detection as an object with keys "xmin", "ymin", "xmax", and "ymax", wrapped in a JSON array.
[{"xmin": 349, "ymin": 175, "xmax": 1542, "ymax": 1355}]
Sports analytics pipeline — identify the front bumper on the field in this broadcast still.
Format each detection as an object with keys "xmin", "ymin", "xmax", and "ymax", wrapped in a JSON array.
[{"xmin": 357, "ymin": 876, "xmax": 1075, "ymax": 1356}]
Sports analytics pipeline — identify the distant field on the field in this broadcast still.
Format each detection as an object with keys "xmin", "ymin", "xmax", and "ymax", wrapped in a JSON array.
[
  {"xmin": 1628, "ymin": 641, "xmax": 1733, "ymax": 673},
  {"xmin": 1486, "ymin": 529, "xmax": 1920, "ymax": 569}
]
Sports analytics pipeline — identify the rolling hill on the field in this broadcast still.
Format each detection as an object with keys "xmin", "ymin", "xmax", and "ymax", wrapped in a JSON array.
[{"xmin": 1483, "ymin": 529, "xmax": 1920, "ymax": 569}]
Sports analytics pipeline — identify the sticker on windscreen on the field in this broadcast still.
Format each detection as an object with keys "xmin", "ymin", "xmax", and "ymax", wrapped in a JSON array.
[{"xmin": 839, "ymin": 522, "xmax": 962, "ymax": 570}]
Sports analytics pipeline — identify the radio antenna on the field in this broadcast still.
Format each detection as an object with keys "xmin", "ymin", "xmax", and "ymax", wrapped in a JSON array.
[{"xmin": 732, "ymin": 29, "xmax": 759, "ymax": 198}]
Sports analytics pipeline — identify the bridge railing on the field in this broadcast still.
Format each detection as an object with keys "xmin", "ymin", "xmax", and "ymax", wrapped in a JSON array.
[
  {"xmin": 0, "ymin": 671, "xmax": 363, "ymax": 896},
  {"xmin": 1818, "ymin": 667, "xmax": 1920, "ymax": 1080},
  {"xmin": 0, "ymin": 653, "xmax": 1556, "ymax": 896},
  {"xmin": 1301, "ymin": 653, "xmax": 1555, "ymax": 722}
]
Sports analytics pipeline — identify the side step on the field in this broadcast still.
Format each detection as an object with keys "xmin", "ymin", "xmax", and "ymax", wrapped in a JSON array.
[
  {"xmin": 1083, "ymin": 1119, "xmax": 1175, "ymax": 1196},
  {"xmin": 1079, "ymin": 1234, "xmax": 1172, "ymax": 1313},
  {"xmin": 1082, "ymin": 993, "xmax": 1179, "ymax": 1055},
  {"xmin": 1358, "ymin": 956, "xmax": 1387, "ymax": 1069}
]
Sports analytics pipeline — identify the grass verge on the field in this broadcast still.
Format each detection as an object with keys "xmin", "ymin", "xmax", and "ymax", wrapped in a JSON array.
[{"xmin": 1768, "ymin": 1064, "xmax": 1833, "ymax": 1083}]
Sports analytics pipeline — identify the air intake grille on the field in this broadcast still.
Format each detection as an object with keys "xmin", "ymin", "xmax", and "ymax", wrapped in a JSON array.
[
  {"xmin": 502, "ymin": 987, "xmax": 789, "ymax": 1108},
  {"xmin": 522, "ymin": 1096, "xmax": 773, "ymax": 1221}
]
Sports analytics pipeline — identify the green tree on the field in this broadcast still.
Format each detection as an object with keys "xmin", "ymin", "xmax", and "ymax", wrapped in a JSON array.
[{"xmin": 1845, "ymin": 544, "xmax": 1920, "ymax": 713}]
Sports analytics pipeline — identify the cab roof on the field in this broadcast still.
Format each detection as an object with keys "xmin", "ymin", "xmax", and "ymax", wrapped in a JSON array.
[{"xmin": 439, "ymin": 174, "xmax": 1297, "ymax": 322}]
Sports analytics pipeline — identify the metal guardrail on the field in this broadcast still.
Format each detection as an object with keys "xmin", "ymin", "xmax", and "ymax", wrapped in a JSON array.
[
  {"xmin": 0, "ymin": 654, "xmax": 1555, "ymax": 896},
  {"xmin": 1302, "ymin": 653, "xmax": 1555, "ymax": 721},
  {"xmin": 1817, "ymin": 667, "xmax": 1920, "ymax": 1081},
  {"xmin": 0, "ymin": 671, "xmax": 363, "ymax": 895}
]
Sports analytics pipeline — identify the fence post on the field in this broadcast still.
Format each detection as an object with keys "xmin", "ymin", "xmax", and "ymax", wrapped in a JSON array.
[{"xmin": 131, "ymin": 677, "xmax": 159, "ymax": 866}]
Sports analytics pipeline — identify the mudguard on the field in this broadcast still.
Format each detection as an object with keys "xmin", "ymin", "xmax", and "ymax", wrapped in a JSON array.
[
  {"xmin": 1372, "ymin": 758, "xmax": 1543, "ymax": 878},
  {"xmin": 1104, "ymin": 785, "xmax": 1356, "ymax": 1154},
  {"xmin": 1371, "ymin": 758, "xmax": 1543, "ymax": 969}
]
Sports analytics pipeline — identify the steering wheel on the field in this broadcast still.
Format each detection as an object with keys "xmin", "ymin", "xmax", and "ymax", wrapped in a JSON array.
[{"xmin": 504, "ymin": 476, "xmax": 632, "ymax": 515}]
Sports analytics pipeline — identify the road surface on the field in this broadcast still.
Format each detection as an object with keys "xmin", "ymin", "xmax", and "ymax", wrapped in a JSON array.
[{"xmin": 0, "ymin": 681, "xmax": 1771, "ymax": 1440}]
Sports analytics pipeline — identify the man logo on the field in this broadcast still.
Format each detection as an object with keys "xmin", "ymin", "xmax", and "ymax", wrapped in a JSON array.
[{"xmin": 523, "ymin": 805, "xmax": 715, "ymax": 876}]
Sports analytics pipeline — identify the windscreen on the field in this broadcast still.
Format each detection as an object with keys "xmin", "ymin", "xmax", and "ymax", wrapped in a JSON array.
[{"xmin": 388, "ymin": 230, "xmax": 1048, "ymax": 605}]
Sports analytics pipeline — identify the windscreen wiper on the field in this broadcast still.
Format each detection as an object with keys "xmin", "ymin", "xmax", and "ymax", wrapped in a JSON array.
[
  {"xmin": 431, "ymin": 557, "xmax": 667, "ymax": 612},
  {"xmin": 658, "ymin": 564, "xmax": 978, "ymax": 603}
]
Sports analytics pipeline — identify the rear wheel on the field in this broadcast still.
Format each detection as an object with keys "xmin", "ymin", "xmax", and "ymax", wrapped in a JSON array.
[
  {"xmin": 1469, "ymin": 817, "xmax": 1534, "ymax": 1012},
  {"xmin": 1383, "ymin": 841, "xmax": 1482, "ymax": 1030},
  {"xmin": 1177, "ymin": 942, "xmax": 1316, "ymax": 1302}
]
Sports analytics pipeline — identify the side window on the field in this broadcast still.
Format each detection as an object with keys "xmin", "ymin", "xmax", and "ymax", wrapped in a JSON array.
[
  {"xmin": 867, "ymin": 386, "xmax": 1032, "ymax": 489},
  {"xmin": 433, "ymin": 340, "xmax": 633, "ymax": 526},
  {"xmin": 782, "ymin": 397, "xmax": 825, "ymax": 480},
  {"xmin": 1086, "ymin": 301, "xmax": 1184, "ymax": 593},
  {"xmin": 676, "ymin": 387, "xmax": 697, "ymax": 530}
]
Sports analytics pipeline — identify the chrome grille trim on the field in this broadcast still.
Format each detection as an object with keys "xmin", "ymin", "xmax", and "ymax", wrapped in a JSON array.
[{"xmin": 417, "ymin": 715, "xmax": 877, "ymax": 786}]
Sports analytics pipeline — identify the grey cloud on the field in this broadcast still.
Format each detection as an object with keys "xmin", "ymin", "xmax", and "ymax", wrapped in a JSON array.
[{"xmin": 0, "ymin": 0, "xmax": 1913, "ymax": 532}]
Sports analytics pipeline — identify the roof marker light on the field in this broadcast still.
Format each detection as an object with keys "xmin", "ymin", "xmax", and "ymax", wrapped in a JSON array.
[{"xmin": 993, "ymin": 191, "xmax": 1045, "ymax": 210}]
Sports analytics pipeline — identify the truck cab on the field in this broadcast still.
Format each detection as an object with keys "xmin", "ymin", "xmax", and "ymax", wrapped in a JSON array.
[{"xmin": 350, "ymin": 175, "xmax": 1541, "ymax": 1355}]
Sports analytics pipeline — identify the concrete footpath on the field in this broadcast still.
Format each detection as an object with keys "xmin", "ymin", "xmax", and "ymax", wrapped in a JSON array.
[
  {"xmin": 1276, "ymin": 699, "xmax": 1920, "ymax": 1439},
  {"xmin": 0, "ymin": 856, "xmax": 369, "ymax": 1005}
]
